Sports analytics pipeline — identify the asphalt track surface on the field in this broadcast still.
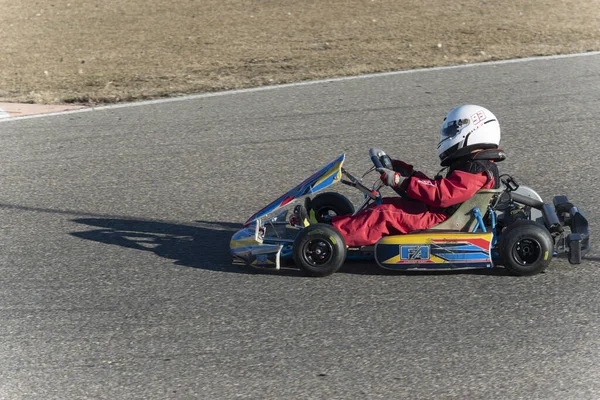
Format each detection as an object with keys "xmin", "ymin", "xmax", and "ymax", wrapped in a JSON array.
[{"xmin": 1, "ymin": 53, "xmax": 599, "ymax": 399}]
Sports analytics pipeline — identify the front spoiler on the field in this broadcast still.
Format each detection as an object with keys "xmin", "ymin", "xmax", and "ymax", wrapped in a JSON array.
[
  {"xmin": 230, "ymin": 219, "xmax": 283, "ymax": 269},
  {"xmin": 230, "ymin": 214, "xmax": 300, "ymax": 270}
]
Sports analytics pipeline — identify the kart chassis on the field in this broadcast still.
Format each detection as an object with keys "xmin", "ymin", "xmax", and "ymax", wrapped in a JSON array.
[{"xmin": 230, "ymin": 150, "xmax": 589, "ymax": 275}]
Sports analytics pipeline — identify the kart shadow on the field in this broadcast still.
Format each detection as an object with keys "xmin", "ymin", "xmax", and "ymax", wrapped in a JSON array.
[
  {"xmin": 70, "ymin": 217, "xmax": 299, "ymax": 275},
  {"xmin": 70, "ymin": 218, "xmax": 511, "ymax": 277}
]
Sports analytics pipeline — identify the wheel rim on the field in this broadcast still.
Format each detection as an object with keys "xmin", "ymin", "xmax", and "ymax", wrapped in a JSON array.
[
  {"xmin": 302, "ymin": 238, "xmax": 334, "ymax": 266},
  {"xmin": 512, "ymin": 238, "xmax": 542, "ymax": 265}
]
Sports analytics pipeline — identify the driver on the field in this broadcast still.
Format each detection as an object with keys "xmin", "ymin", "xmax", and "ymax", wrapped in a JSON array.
[{"xmin": 297, "ymin": 104, "xmax": 506, "ymax": 247}]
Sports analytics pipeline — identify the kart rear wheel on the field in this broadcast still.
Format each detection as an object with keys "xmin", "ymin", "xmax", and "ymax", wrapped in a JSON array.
[
  {"xmin": 499, "ymin": 220, "xmax": 554, "ymax": 276},
  {"xmin": 293, "ymin": 223, "xmax": 347, "ymax": 277},
  {"xmin": 310, "ymin": 192, "xmax": 355, "ymax": 222}
]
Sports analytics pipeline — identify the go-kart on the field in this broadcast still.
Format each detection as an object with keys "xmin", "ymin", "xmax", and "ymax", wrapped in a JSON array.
[{"xmin": 230, "ymin": 149, "xmax": 590, "ymax": 277}]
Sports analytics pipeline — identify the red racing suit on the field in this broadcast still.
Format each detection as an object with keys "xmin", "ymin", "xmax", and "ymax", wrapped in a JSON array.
[{"xmin": 331, "ymin": 158, "xmax": 499, "ymax": 247}]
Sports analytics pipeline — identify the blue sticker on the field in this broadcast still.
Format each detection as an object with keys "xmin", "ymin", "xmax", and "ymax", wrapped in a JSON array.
[{"xmin": 400, "ymin": 245, "xmax": 430, "ymax": 260}]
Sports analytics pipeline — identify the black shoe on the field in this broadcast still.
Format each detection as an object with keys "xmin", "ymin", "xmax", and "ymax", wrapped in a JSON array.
[
  {"xmin": 292, "ymin": 204, "xmax": 311, "ymax": 227},
  {"xmin": 304, "ymin": 197, "xmax": 320, "ymax": 225},
  {"xmin": 304, "ymin": 196, "xmax": 313, "ymax": 214},
  {"xmin": 305, "ymin": 197, "xmax": 333, "ymax": 224}
]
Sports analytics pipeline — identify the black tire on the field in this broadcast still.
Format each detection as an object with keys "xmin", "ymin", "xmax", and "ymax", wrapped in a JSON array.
[
  {"xmin": 499, "ymin": 220, "xmax": 554, "ymax": 276},
  {"xmin": 310, "ymin": 192, "xmax": 355, "ymax": 222},
  {"xmin": 292, "ymin": 223, "xmax": 347, "ymax": 277}
]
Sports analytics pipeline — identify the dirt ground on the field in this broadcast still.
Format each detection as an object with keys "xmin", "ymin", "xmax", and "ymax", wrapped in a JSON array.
[{"xmin": 1, "ymin": 0, "xmax": 599, "ymax": 105}]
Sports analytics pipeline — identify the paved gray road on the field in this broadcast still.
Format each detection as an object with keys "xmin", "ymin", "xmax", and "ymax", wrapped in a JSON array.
[{"xmin": 1, "ymin": 54, "xmax": 599, "ymax": 399}]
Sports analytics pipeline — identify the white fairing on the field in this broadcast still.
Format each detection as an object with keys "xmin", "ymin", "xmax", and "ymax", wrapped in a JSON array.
[
  {"xmin": 515, "ymin": 185, "xmax": 544, "ymax": 223},
  {"xmin": 496, "ymin": 185, "xmax": 544, "ymax": 223}
]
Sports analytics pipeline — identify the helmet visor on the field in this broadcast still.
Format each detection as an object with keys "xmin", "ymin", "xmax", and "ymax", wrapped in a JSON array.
[{"xmin": 441, "ymin": 118, "xmax": 468, "ymax": 138}]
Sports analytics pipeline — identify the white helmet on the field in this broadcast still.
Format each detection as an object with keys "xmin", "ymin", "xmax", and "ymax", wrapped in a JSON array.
[{"xmin": 437, "ymin": 105, "xmax": 501, "ymax": 166}]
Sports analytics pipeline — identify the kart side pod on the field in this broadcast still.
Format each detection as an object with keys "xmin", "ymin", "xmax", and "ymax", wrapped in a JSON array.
[{"xmin": 375, "ymin": 232, "xmax": 494, "ymax": 270}]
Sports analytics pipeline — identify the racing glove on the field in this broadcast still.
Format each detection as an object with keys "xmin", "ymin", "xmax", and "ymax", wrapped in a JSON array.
[
  {"xmin": 391, "ymin": 159, "xmax": 414, "ymax": 177},
  {"xmin": 377, "ymin": 167, "xmax": 404, "ymax": 188}
]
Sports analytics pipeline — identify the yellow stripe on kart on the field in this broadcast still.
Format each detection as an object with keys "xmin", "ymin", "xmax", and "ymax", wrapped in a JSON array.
[
  {"xmin": 230, "ymin": 238, "xmax": 261, "ymax": 249},
  {"xmin": 428, "ymin": 254, "xmax": 447, "ymax": 263},
  {"xmin": 313, "ymin": 160, "xmax": 344, "ymax": 189},
  {"xmin": 381, "ymin": 254, "xmax": 401, "ymax": 264},
  {"xmin": 251, "ymin": 259, "xmax": 275, "ymax": 265},
  {"xmin": 378, "ymin": 232, "xmax": 491, "ymax": 244}
]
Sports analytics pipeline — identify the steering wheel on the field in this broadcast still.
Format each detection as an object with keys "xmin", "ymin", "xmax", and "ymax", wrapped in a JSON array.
[
  {"xmin": 369, "ymin": 147, "xmax": 408, "ymax": 198},
  {"xmin": 369, "ymin": 147, "xmax": 393, "ymax": 170}
]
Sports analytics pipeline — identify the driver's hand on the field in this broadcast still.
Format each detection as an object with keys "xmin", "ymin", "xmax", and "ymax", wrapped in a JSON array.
[
  {"xmin": 377, "ymin": 167, "xmax": 403, "ymax": 188},
  {"xmin": 391, "ymin": 159, "xmax": 414, "ymax": 177}
]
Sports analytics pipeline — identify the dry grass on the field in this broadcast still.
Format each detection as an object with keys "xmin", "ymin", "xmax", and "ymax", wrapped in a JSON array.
[{"xmin": 1, "ymin": 0, "xmax": 599, "ymax": 105}]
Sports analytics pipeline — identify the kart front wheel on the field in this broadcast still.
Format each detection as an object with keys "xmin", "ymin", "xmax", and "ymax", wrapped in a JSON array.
[
  {"xmin": 499, "ymin": 220, "xmax": 554, "ymax": 276},
  {"xmin": 310, "ymin": 192, "xmax": 355, "ymax": 222},
  {"xmin": 293, "ymin": 223, "xmax": 347, "ymax": 277}
]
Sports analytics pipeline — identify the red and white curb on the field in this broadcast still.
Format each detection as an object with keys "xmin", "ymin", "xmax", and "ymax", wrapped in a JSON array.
[{"xmin": 0, "ymin": 103, "xmax": 86, "ymax": 119}]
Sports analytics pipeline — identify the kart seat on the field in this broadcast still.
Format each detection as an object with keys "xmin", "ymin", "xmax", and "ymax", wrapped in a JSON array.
[{"xmin": 428, "ymin": 188, "xmax": 504, "ymax": 232}]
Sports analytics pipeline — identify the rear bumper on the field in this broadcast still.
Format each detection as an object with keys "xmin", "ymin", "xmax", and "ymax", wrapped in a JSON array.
[{"xmin": 552, "ymin": 196, "xmax": 590, "ymax": 264}]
